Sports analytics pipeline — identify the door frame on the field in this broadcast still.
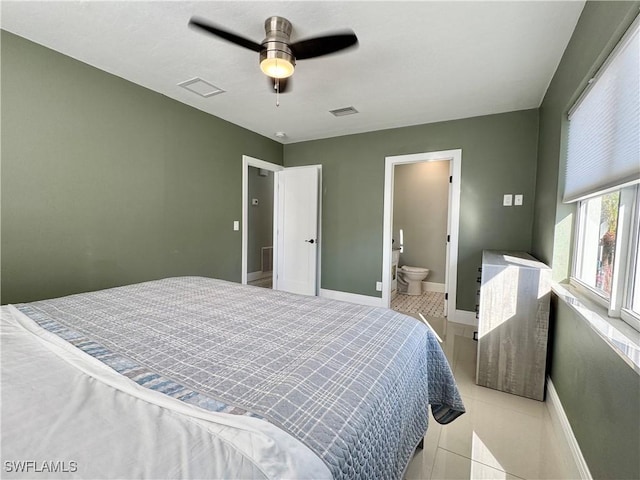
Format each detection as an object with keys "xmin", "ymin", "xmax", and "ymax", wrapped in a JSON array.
[
  {"xmin": 381, "ymin": 149, "xmax": 462, "ymax": 319},
  {"xmin": 241, "ymin": 155, "xmax": 283, "ymax": 285}
]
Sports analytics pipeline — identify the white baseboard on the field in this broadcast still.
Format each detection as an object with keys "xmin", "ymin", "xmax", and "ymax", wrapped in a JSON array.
[
  {"xmin": 421, "ymin": 281, "xmax": 446, "ymax": 293},
  {"xmin": 247, "ymin": 271, "xmax": 271, "ymax": 282},
  {"xmin": 319, "ymin": 289, "xmax": 384, "ymax": 307},
  {"xmin": 546, "ymin": 378, "xmax": 592, "ymax": 480},
  {"xmin": 451, "ymin": 309, "xmax": 478, "ymax": 327}
]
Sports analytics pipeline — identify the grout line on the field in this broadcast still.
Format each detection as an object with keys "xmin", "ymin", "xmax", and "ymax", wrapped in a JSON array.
[
  {"xmin": 455, "ymin": 388, "xmax": 547, "ymax": 421},
  {"xmin": 435, "ymin": 447, "xmax": 528, "ymax": 480},
  {"xmin": 420, "ymin": 429, "xmax": 442, "ymax": 480}
]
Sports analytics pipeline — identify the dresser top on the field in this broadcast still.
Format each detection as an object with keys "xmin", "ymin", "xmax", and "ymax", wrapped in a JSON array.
[{"xmin": 482, "ymin": 250, "xmax": 550, "ymax": 270}]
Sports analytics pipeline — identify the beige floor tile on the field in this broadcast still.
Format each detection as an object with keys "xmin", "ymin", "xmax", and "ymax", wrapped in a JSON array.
[
  {"xmin": 405, "ymin": 421, "xmax": 443, "ymax": 480},
  {"xmin": 430, "ymin": 448, "xmax": 524, "ymax": 480},
  {"xmin": 406, "ymin": 322, "xmax": 576, "ymax": 480},
  {"xmin": 450, "ymin": 338, "xmax": 547, "ymax": 418},
  {"xmin": 437, "ymin": 393, "xmax": 571, "ymax": 479}
]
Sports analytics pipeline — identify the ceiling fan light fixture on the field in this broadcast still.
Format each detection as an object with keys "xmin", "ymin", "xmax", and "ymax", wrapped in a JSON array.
[
  {"xmin": 260, "ymin": 43, "xmax": 295, "ymax": 78},
  {"xmin": 189, "ymin": 14, "xmax": 358, "ymax": 92},
  {"xmin": 260, "ymin": 57, "xmax": 295, "ymax": 78}
]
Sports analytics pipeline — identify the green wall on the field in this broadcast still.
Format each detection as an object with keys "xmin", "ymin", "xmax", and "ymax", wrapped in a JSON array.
[
  {"xmin": 531, "ymin": 2, "xmax": 640, "ymax": 479},
  {"xmin": 551, "ymin": 298, "xmax": 640, "ymax": 480},
  {"xmin": 1, "ymin": 31, "xmax": 282, "ymax": 303},
  {"xmin": 284, "ymin": 109, "xmax": 539, "ymax": 311}
]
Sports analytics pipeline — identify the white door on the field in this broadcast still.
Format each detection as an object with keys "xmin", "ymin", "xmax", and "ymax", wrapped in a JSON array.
[{"xmin": 274, "ymin": 166, "xmax": 321, "ymax": 295}]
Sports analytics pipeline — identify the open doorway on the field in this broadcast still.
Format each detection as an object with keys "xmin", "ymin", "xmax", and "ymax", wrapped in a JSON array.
[
  {"xmin": 241, "ymin": 156, "xmax": 283, "ymax": 286},
  {"xmin": 246, "ymin": 165, "xmax": 274, "ymax": 288},
  {"xmin": 381, "ymin": 149, "xmax": 461, "ymax": 323},
  {"xmin": 391, "ymin": 159, "xmax": 450, "ymax": 317}
]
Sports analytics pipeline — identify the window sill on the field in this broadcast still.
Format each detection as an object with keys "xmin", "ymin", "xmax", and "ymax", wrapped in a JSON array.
[{"xmin": 552, "ymin": 282, "xmax": 640, "ymax": 375}]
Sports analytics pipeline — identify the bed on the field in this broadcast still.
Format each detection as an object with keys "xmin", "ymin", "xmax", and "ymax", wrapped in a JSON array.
[{"xmin": 1, "ymin": 276, "xmax": 464, "ymax": 479}]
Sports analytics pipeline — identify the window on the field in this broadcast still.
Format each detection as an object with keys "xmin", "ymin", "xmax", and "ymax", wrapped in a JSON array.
[
  {"xmin": 574, "ymin": 191, "xmax": 620, "ymax": 299},
  {"xmin": 630, "ymin": 218, "xmax": 640, "ymax": 316},
  {"xmin": 567, "ymin": 15, "xmax": 640, "ymax": 331},
  {"xmin": 573, "ymin": 187, "xmax": 640, "ymax": 329},
  {"xmin": 633, "ymin": 226, "xmax": 640, "ymax": 314}
]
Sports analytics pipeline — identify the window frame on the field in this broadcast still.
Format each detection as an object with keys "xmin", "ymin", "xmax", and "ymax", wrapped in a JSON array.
[
  {"xmin": 620, "ymin": 188, "xmax": 640, "ymax": 331},
  {"xmin": 570, "ymin": 185, "xmax": 640, "ymax": 331}
]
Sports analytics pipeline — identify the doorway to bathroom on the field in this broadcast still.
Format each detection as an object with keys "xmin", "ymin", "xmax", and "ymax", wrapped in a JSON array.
[{"xmin": 381, "ymin": 149, "xmax": 461, "ymax": 323}]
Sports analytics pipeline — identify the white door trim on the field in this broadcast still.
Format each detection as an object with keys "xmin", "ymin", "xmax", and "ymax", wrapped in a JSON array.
[
  {"xmin": 381, "ymin": 149, "xmax": 462, "ymax": 320},
  {"xmin": 241, "ymin": 155, "xmax": 283, "ymax": 285}
]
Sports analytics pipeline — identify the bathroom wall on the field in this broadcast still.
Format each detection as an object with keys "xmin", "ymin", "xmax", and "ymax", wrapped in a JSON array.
[
  {"xmin": 393, "ymin": 161, "xmax": 449, "ymax": 284},
  {"xmin": 247, "ymin": 167, "xmax": 274, "ymax": 274}
]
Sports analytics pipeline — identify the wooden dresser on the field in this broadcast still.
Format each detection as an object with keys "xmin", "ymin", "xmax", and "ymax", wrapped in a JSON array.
[{"xmin": 475, "ymin": 250, "xmax": 551, "ymax": 401}]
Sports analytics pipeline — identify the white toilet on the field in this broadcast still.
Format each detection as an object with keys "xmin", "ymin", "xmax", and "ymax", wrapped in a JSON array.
[{"xmin": 397, "ymin": 266, "xmax": 430, "ymax": 295}]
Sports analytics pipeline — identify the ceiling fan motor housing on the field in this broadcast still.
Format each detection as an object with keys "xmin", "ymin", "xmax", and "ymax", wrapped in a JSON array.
[{"xmin": 260, "ymin": 16, "xmax": 295, "ymax": 78}]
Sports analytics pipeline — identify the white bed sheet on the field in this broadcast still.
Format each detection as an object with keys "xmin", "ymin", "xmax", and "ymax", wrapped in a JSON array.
[{"xmin": 1, "ymin": 305, "xmax": 331, "ymax": 479}]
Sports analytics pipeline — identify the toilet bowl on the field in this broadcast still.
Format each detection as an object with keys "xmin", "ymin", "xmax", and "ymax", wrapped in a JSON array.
[{"xmin": 397, "ymin": 266, "xmax": 430, "ymax": 296}]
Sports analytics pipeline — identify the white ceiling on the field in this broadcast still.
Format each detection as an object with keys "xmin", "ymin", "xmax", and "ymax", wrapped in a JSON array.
[{"xmin": 1, "ymin": 1, "xmax": 585, "ymax": 144}]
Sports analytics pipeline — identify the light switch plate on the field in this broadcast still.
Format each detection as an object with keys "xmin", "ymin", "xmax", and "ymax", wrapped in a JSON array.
[
  {"xmin": 503, "ymin": 194, "xmax": 513, "ymax": 206},
  {"xmin": 233, "ymin": 220, "xmax": 239, "ymax": 231},
  {"xmin": 376, "ymin": 281, "xmax": 383, "ymax": 291},
  {"xmin": 514, "ymin": 194, "xmax": 523, "ymax": 206}
]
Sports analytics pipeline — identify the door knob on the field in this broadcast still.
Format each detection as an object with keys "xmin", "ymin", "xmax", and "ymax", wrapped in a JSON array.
[{"xmin": 305, "ymin": 239, "xmax": 315, "ymax": 244}]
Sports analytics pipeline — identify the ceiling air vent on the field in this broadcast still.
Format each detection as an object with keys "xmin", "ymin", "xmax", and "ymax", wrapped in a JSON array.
[
  {"xmin": 329, "ymin": 106, "xmax": 359, "ymax": 117},
  {"xmin": 178, "ymin": 77, "xmax": 225, "ymax": 98}
]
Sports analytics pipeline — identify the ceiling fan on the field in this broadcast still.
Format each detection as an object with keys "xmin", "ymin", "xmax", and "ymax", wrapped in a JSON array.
[{"xmin": 188, "ymin": 16, "xmax": 358, "ymax": 94}]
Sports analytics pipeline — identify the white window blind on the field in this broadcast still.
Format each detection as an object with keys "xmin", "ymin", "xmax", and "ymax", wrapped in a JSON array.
[{"xmin": 564, "ymin": 16, "xmax": 639, "ymax": 203}]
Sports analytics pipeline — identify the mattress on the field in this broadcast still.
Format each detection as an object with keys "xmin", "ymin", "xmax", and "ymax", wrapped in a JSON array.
[{"xmin": 3, "ymin": 277, "xmax": 464, "ymax": 479}]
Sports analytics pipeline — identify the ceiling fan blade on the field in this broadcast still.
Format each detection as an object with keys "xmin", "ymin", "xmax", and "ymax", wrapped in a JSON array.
[
  {"xmin": 188, "ymin": 17, "xmax": 262, "ymax": 52},
  {"xmin": 268, "ymin": 76, "xmax": 292, "ymax": 93},
  {"xmin": 290, "ymin": 31, "xmax": 358, "ymax": 60}
]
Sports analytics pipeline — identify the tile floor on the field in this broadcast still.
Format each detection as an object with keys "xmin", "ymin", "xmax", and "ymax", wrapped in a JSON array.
[
  {"xmin": 405, "ymin": 316, "xmax": 580, "ymax": 480},
  {"xmin": 392, "ymin": 291, "xmax": 445, "ymax": 318},
  {"xmin": 248, "ymin": 275, "xmax": 272, "ymax": 289}
]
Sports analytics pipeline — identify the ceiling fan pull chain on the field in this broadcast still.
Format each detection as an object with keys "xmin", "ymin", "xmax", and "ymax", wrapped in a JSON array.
[{"xmin": 276, "ymin": 78, "xmax": 280, "ymax": 107}]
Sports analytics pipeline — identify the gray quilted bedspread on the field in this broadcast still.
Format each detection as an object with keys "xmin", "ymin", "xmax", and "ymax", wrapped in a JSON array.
[{"xmin": 16, "ymin": 277, "xmax": 464, "ymax": 479}]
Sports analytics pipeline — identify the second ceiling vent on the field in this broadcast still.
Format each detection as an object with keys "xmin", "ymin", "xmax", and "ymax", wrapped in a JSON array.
[{"xmin": 329, "ymin": 106, "xmax": 359, "ymax": 117}]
